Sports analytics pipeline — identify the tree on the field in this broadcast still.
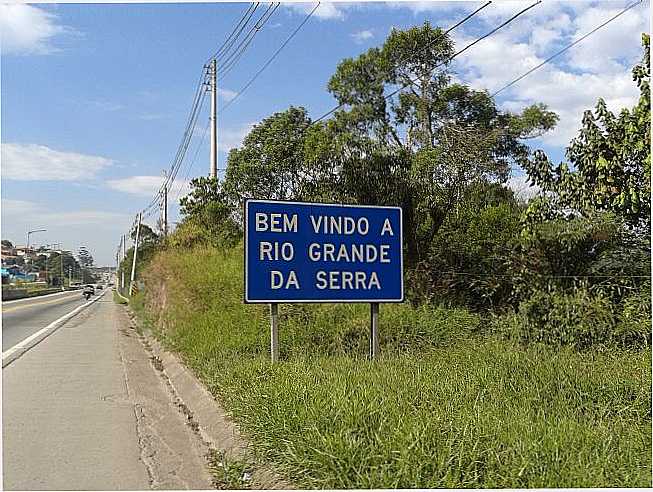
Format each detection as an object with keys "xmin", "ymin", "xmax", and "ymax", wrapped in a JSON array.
[
  {"xmin": 175, "ymin": 177, "xmax": 240, "ymax": 248},
  {"xmin": 131, "ymin": 223, "xmax": 159, "ymax": 245},
  {"xmin": 2, "ymin": 239, "xmax": 13, "ymax": 248},
  {"xmin": 523, "ymin": 34, "xmax": 650, "ymax": 231},
  {"xmin": 323, "ymin": 22, "xmax": 557, "ymax": 263},
  {"xmin": 46, "ymin": 251, "xmax": 80, "ymax": 286},
  {"xmin": 77, "ymin": 246, "xmax": 94, "ymax": 268},
  {"xmin": 223, "ymin": 107, "xmax": 319, "ymax": 203}
]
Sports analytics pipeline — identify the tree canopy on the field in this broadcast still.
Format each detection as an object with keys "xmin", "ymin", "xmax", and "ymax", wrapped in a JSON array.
[{"xmin": 523, "ymin": 34, "xmax": 650, "ymax": 232}]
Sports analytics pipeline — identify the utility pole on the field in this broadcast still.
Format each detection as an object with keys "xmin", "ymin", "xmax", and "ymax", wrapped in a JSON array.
[
  {"xmin": 59, "ymin": 246, "xmax": 64, "ymax": 290},
  {"xmin": 161, "ymin": 171, "xmax": 168, "ymax": 237},
  {"xmin": 121, "ymin": 234, "xmax": 126, "ymax": 294},
  {"xmin": 129, "ymin": 213, "xmax": 142, "ymax": 296},
  {"xmin": 209, "ymin": 58, "xmax": 218, "ymax": 179}
]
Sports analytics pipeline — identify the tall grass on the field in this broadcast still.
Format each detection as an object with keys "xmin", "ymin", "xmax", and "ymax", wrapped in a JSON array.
[{"xmin": 138, "ymin": 244, "xmax": 652, "ymax": 488}]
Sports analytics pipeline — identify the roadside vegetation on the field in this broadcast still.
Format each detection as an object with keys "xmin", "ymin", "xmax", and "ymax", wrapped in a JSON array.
[{"xmin": 122, "ymin": 28, "xmax": 651, "ymax": 487}]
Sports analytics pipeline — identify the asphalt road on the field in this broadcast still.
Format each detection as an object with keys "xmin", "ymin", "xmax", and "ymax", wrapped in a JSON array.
[
  {"xmin": 2, "ymin": 290, "xmax": 102, "ymax": 350},
  {"xmin": 3, "ymin": 291, "xmax": 212, "ymax": 490}
]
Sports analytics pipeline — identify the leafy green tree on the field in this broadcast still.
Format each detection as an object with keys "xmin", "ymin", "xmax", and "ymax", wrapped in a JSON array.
[
  {"xmin": 223, "ymin": 107, "xmax": 327, "ymax": 203},
  {"xmin": 410, "ymin": 182, "xmax": 523, "ymax": 309},
  {"xmin": 46, "ymin": 251, "xmax": 80, "ymax": 286},
  {"xmin": 324, "ymin": 22, "xmax": 557, "ymax": 263},
  {"xmin": 77, "ymin": 246, "xmax": 94, "ymax": 268},
  {"xmin": 175, "ymin": 176, "xmax": 240, "ymax": 248},
  {"xmin": 523, "ymin": 34, "xmax": 650, "ymax": 231},
  {"xmin": 131, "ymin": 223, "xmax": 159, "ymax": 245}
]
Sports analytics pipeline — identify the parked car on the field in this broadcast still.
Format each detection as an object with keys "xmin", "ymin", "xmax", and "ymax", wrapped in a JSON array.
[{"xmin": 96, "ymin": 284, "xmax": 103, "ymax": 290}]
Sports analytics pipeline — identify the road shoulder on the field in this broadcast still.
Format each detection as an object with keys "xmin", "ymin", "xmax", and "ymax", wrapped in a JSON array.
[
  {"xmin": 120, "ymin": 305, "xmax": 292, "ymax": 489},
  {"xmin": 116, "ymin": 305, "xmax": 214, "ymax": 489}
]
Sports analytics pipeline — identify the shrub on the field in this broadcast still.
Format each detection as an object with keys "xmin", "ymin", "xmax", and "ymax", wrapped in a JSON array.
[
  {"xmin": 496, "ymin": 288, "xmax": 616, "ymax": 349},
  {"xmin": 495, "ymin": 286, "xmax": 652, "ymax": 350},
  {"xmin": 614, "ymin": 288, "xmax": 652, "ymax": 348}
]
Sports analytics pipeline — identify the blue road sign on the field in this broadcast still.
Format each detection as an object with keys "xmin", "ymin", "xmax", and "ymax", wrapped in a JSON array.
[{"xmin": 245, "ymin": 200, "xmax": 403, "ymax": 303}]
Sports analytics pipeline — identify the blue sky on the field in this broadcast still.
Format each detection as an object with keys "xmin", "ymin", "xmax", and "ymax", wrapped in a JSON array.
[{"xmin": 1, "ymin": 1, "xmax": 649, "ymax": 265}]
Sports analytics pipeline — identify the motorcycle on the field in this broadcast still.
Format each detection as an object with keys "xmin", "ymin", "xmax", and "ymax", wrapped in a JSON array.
[{"xmin": 83, "ymin": 287, "xmax": 94, "ymax": 300}]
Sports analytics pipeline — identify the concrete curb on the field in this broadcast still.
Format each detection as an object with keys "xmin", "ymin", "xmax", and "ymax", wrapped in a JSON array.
[
  {"xmin": 2, "ymin": 290, "xmax": 108, "ymax": 368},
  {"xmin": 2, "ymin": 288, "xmax": 81, "ymax": 305},
  {"xmin": 123, "ymin": 309, "xmax": 291, "ymax": 489},
  {"xmin": 114, "ymin": 288, "xmax": 130, "ymax": 303}
]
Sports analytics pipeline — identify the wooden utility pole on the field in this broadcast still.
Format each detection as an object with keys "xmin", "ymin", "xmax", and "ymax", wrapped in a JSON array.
[{"xmin": 129, "ymin": 213, "xmax": 142, "ymax": 296}]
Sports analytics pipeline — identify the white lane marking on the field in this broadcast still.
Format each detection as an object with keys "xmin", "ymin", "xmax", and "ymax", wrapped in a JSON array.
[{"xmin": 2, "ymin": 289, "xmax": 108, "ymax": 367}]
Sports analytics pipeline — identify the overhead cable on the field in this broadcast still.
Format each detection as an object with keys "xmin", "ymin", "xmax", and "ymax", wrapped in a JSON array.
[
  {"xmin": 311, "ymin": 0, "xmax": 500, "ymax": 124},
  {"xmin": 222, "ymin": 2, "xmax": 322, "ymax": 112},
  {"xmin": 218, "ymin": 3, "xmax": 280, "ymax": 77},
  {"xmin": 175, "ymin": 118, "xmax": 211, "ymax": 201},
  {"xmin": 206, "ymin": 3, "xmax": 260, "ymax": 64},
  {"xmin": 491, "ymin": 0, "xmax": 643, "ymax": 97}
]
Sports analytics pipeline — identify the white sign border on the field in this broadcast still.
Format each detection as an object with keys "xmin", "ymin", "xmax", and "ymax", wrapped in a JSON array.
[{"xmin": 244, "ymin": 199, "xmax": 404, "ymax": 304}]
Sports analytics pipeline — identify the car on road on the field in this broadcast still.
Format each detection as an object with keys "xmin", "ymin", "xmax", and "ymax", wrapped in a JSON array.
[
  {"xmin": 96, "ymin": 285, "xmax": 103, "ymax": 290},
  {"xmin": 83, "ymin": 284, "xmax": 95, "ymax": 295}
]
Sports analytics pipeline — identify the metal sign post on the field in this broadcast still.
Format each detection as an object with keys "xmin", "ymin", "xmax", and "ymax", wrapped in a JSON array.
[
  {"xmin": 370, "ymin": 302, "xmax": 379, "ymax": 359},
  {"xmin": 270, "ymin": 303, "xmax": 279, "ymax": 363}
]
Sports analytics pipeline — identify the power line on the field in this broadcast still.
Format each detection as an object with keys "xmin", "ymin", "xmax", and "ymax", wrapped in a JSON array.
[
  {"xmin": 437, "ymin": 271, "xmax": 650, "ymax": 279},
  {"xmin": 385, "ymin": 1, "xmax": 542, "ymax": 102},
  {"xmin": 175, "ymin": 118, "xmax": 211, "ymax": 202},
  {"xmin": 219, "ymin": 3, "xmax": 280, "ymax": 78},
  {"xmin": 222, "ymin": 2, "xmax": 321, "ymax": 112},
  {"xmin": 149, "ymin": 74, "xmax": 205, "ymax": 201},
  {"xmin": 140, "ymin": 5, "xmax": 267, "ymax": 216},
  {"xmin": 491, "ymin": 0, "xmax": 643, "ymax": 97},
  {"xmin": 142, "ymin": 79, "xmax": 208, "ymax": 215},
  {"xmin": 211, "ymin": 3, "xmax": 261, "ymax": 65},
  {"xmin": 206, "ymin": 3, "xmax": 259, "ymax": 64}
]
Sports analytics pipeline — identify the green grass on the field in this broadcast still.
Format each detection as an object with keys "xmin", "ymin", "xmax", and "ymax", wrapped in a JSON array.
[{"xmin": 136, "ymin": 244, "xmax": 652, "ymax": 488}]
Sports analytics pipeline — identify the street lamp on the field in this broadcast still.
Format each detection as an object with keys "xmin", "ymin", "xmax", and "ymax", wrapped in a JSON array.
[
  {"xmin": 25, "ymin": 229, "xmax": 46, "ymax": 275},
  {"xmin": 26, "ymin": 229, "xmax": 46, "ymax": 251}
]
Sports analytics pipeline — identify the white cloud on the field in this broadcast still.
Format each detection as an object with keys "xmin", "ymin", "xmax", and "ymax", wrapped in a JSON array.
[
  {"xmin": 1, "ymin": 198, "xmax": 130, "ymax": 228},
  {"xmin": 89, "ymin": 99, "xmax": 124, "ymax": 112},
  {"xmin": 1, "ymin": 198, "xmax": 132, "ymax": 265},
  {"xmin": 507, "ymin": 175, "xmax": 540, "ymax": 202},
  {"xmin": 1, "ymin": 143, "xmax": 113, "ymax": 181},
  {"xmin": 138, "ymin": 113, "xmax": 167, "ymax": 121},
  {"xmin": 218, "ymin": 88, "xmax": 238, "ymax": 102},
  {"xmin": 567, "ymin": 6, "xmax": 648, "ymax": 74},
  {"xmin": 219, "ymin": 122, "xmax": 256, "ymax": 154},
  {"xmin": 383, "ymin": 1, "xmax": 465, "ymax": 15},
  {"xmin": 106, "ymin": 175, "xmax": 190, "ymax": 198},
  {"xmin": 351, "ymin": 29, "xmax": 374, "ymax": 43},
  {"xmin": 0, "ymin": 4, "xmax": 70, "ymax": 55},
  {"xmin": 452, "ymin": 1, "xmax": 648, "ymax": 147},
  {"xmin": 286, "ymin": 2, "xmax": 345, "ymax": 20}
]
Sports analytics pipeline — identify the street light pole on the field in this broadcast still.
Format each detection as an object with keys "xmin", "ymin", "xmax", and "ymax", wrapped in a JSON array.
[
  {"xmin": 26, "ymin": 229, "xmax": 46, "ymax": 252},
  {"xmin": 25, "ymin": 229, "xmax": 46, "ymax": 274}
]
